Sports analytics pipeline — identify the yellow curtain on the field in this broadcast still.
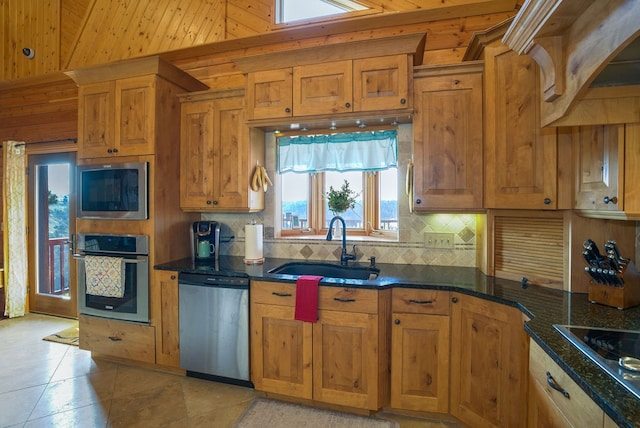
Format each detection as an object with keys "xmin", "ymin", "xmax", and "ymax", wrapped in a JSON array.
[{"xmin": 3, "ymin": 141, "xmax": 27, "ymax": 318}]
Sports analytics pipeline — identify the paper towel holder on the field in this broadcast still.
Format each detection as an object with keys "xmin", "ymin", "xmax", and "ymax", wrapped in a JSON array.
[{"xmin": 244, "ymin": 221, "xmax": 265, "ymax": 265}]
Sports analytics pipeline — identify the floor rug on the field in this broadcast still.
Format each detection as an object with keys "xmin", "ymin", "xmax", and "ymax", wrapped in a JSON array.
[
  {"xmin": 43, "ymin": 324, "xmax": 79, "ymax": 346},
  {"xmin": 233, "ymin": 398, "xmax": 398, "ymax": 428}
]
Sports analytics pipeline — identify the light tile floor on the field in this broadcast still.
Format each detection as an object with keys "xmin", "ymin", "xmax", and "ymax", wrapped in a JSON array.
[{"xmin": 0, "ymin": 313, "xmax": 463, "ymax": 427}]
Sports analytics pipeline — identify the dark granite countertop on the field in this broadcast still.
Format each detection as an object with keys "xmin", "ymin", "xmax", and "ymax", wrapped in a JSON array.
[{"xmin": 156, "ymin": 256, "xmax": 640, "ymax": 427}]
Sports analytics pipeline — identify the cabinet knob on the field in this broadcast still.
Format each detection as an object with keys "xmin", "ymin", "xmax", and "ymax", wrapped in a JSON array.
[
  {"xmin": 213, "ymin": 200, "xmax": 219, "ymax": 205},
  {"xmin": 285, "ymin": 107, "xmax": 291, "ymax": 113},
  {"xmin": 451, "ymin": 297, "xmax": 458, "ymax": 303},
  {"xmin": 206, "ymin": 200, "xmax": 212, "ymax": 205},
  {"xmin": 543, "ymin": 198, "xmax": 552, "ymax": 205},
  {"xmin": 107, "ymin": 148, "xmax": 113, "ymax": 153},
  {"xmin": 170, "ymin": 275, "xmax": 176, "ymax": 280},
  {"xmin": 400, "ymin": 98, "xmax": 406, "ymax": 105},
  {"xmin": 603, "ymin": 196, "xmax": 618, "ymax": 204},
  {"xmin": 415, "ymin": 199, "xmax": 422, "ymax": 204},
  {"xmin": 345, "ymin": 102, "xmax": 351, "ymax": 108},
  {"xmin": 394, "ymin": 319, "xmax": 400, "ymax": 325}
]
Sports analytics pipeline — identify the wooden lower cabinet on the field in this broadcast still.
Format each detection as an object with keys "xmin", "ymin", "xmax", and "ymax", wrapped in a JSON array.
[
  {"xmin": 152, "ymin": 270, "xmax": 180, "ymax": 368},
  {"xmin": 251, "ymin": 302, "xmax": 313, "ymax": 398},
  {"xmin": 79, "ymin": 314, "xmax": 155, "ymax": 364},
  {"xmin": 250, "ymin": 281, "xmax": 390, "ymax": 410},
  {"xmin": 449, "ymin": 292, "xmax": 529, "ymax": 427},
  {"xmin": 390, "ymin": 289, "xmax": 450, "ymax": 413},
  {"xmin": 528, "ymin": 340, "xmax": 605, "ymax": 427}
]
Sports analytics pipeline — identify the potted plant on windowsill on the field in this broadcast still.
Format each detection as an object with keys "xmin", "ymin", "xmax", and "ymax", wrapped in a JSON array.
[{"xmin": 326, "ymin": 179, "xmax": 358, "ymax": 237}]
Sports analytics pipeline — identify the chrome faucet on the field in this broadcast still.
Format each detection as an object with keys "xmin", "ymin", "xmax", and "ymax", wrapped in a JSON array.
[{"xmin": 326, "ymin": 215, "xmax": 356, "ymax": 266}]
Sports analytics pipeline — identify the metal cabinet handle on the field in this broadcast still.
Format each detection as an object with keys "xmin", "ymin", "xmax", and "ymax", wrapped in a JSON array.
[
  {"xmin": 544, "ymin": 198, "xmax": 552, "ymax": 205},
  {"xmin": 603, "ymin": 196, "xmax": 618, "ymax": 204},
  {"xmin": 108, "ymin": 336, "xmax": 122, "ymax": 342},
  {"xmin": 409, "ymin": 299, "xmax": 433, "ymax": 305},
  {"xmin": 206, "ymin": 200, "xmax": 212, "ymax": 205},
  {"xmin": 272, "ymin": 292, "xmax": 292, "ymax": 297},
  {"xmin": 334, "ymin": 297, "xmax": 356, "ymax": 303},
  {"xmin": 546, "ymin": 371, "xmax": 570, "ymax": 398},
  {"xmin": 451, "ymin": 297, "xmax": 458, "ymax": 303},
  {"xmin": 400, "ymin": 98, "xmax": 406, "ymax": 104},
  {"xmin": 345, "ymin": 102, "xmax": 351, "ymax": 108},
  {"xmin": 415, "ymin": 199, "xmax": 422, "ymax": 204}
]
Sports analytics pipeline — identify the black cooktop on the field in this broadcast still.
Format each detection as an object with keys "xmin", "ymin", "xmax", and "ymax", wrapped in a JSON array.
[{"xmin": 554, "ymin": 325, "xmax": 640, "ymax": 400}]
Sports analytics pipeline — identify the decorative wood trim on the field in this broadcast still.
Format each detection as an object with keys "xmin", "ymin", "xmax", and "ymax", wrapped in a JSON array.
[
  {"xmin": 503, "ymin": 0, "xmax": 640, "ymax": 126},
  {"xmin": 65, "ymin": 56, "xmax": 208, "ymax": 91},
  {"xmin": 462, "ymin": 17, "xmax": 513, "ymax": 61},
  {"xmin": 233, "ymin": 33, "xmax": 426, "ymax": 73},
  {"xmin": 413, "ymin": 61, "xmax": 484, "ymax": 78}
]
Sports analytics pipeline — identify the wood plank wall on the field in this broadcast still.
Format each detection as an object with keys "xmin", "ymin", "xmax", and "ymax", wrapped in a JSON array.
[{"xmin": 1, "ymin": 0, "xmax": 521, "ymax": 82}]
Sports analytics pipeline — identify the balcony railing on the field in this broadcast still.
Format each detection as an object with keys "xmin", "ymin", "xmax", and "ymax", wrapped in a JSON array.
[{"xmin": 45, "ymin": 237, "xmax": 69, "ymax": 296}]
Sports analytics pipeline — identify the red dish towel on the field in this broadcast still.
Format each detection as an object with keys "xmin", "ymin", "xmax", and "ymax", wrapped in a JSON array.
[{"xmin": 294, "ymin": 275, "xmax": 323, "ymax": 323}]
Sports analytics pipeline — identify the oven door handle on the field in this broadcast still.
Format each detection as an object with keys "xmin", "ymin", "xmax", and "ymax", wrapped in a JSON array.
[{"xmin": 73, "ymin": 255, "xmax": 147, "ymax": 264}]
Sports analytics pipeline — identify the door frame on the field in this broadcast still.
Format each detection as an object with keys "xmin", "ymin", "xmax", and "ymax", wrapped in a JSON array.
[{"xmin": 27, "ymin": 150, "xmax": 77, "ymax": 318}]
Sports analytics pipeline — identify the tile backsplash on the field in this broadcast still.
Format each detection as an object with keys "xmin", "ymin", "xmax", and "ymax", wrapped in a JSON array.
[{"xmin": 203, "ymin": 124, "xmax": 479, "ymax": 267}]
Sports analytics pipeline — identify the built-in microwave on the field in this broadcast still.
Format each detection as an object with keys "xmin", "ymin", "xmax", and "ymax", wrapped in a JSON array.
[{"xmin": 77, "ymin": 161, "xmax": 148, "ymax": 220}]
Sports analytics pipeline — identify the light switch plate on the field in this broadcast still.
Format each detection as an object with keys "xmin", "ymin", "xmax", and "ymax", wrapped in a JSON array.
[{"xmin": 424, "ymin": 232, "xmax": 455, "ymax": 249}]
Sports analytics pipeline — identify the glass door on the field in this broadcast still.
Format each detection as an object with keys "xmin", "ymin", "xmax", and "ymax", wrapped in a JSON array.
[{"xmin": 28, "ymin": 152, "xmax": 77, "ymax": 318}]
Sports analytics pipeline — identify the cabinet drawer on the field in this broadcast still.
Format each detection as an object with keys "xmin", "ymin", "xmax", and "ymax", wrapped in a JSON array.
[
  {"xmin": 319, "ymin": 287, "xmax": 378, "ymax": 314},
  {"xmin": 529, "ymin": 340, "xmax": 603, "ymax": 427},
  {"xmin": 79, "ymin": 315, "xmax": 155, "ymax": 364},
  {"xmin": 251, "ymin": 281, "xmax": 296, "ymax": 306},
  {"xmin": 392, "ymin": 289, "xmax": 450, "ymax": 315}
]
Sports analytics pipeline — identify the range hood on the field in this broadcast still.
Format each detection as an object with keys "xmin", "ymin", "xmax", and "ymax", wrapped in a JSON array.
[{"xmin": 502, "ymin": 0, "xmax": 640, "ymax": 126}]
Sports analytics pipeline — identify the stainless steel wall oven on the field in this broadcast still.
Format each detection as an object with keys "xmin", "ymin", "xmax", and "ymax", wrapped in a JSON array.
[{"xmin": 76, "ymin": 233, "xmax": 150, "ymax": 323}]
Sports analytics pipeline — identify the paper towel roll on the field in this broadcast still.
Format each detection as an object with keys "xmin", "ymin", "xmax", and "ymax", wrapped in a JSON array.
[{"xmin": 244, "ymin": 223, "xmax": 264, "ymax": 264}]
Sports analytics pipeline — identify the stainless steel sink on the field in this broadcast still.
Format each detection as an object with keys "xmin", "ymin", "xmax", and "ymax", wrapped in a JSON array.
[
  {"xmin": 554, "ymin": 324, "xmax": 640, "ymax": 399},
  {"xmin": 268, "ymin": 262, "xmax": 380, "ymax": 280}
]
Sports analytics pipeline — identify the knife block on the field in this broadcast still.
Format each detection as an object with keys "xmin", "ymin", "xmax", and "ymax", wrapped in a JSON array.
[{"xmin": 588, "ymin": 261, "xmax": 640, "ymax": 309}]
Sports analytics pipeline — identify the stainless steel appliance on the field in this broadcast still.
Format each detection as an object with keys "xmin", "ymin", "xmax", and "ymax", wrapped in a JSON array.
[
  {"xmin": 76, "ymin": 233, "xmax": 150, "ymax": 323},
  {"xmin": 554, "ymin": 324, "xmax": 640, "ymax": 399},
  {"xmin": 77, "ymin": 161, "xmax": 148, "ymax": 220},
  {"xmin": 178, "ymin": 272, "xmax": 251, "ymax": 387},
  {"xmin": 190, "ymin": 221, "xmax": 221, "ymax": 262}
]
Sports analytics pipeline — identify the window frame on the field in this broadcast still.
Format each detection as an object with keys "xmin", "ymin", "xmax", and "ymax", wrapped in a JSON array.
[
  {"xmin": 273, "ymin": 0, "xmax": 380, "ymax": 28},
  {"xmin": 279, "ymin": 169, "xmax": 397, "ymax": 240}
]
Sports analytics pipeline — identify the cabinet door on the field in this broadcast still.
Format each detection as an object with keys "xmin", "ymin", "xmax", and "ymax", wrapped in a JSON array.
[
  {"xmin": 180, "ymin": 99, "xmax": 215, "ymax": 209},
  {"xmin": 528, "ymin": 373, "xmax": 573, "ymax": 428},
  {"xmin": 250, "ymin": 303, "xmax": 313, "ymax": 398},
  {"xmin": 313, "ymin": 309, "xmax": 379, "ymax": 410},
  {"xmin": 77, "ymin": 81, "xmax": 115, "ymax": 159},
  {"xmin": 353, "ymin": 55, "xmax": 409, "ymax": 112},
  {"xmin": 293, "ymin": 61, "xmax": 352, "ymax": 116},
  {"xmin": 391, "ymin": 312, "xmax": 450, "ymax": 413},
  {"xmin": 450, "ymin": 293, "xmax": 528, "ymax": 428},
  {"xmin": 623, "ymin": 123, "xmax": 640, "ymax": 213},
  {"xmin": 247, "ymin": 68, "xmax": 293, "ymax": 120},
  {"xmin": 115, "ymin": 76, "xmax": 156, "ymax": 156},
  {"xmin": 211, "ymin": 96, "xmax": 249, "ymax": 209},
  {"xmin": 574, "ymin": 125, "xmax": 624, "ymax": 211},
  {"xmin": 484, "ymin": 47, "xmax": 558, "ymax": 209},
  {"xmin": 153, "ymin": 270, "xmax": 180, "ymax": 368},
  {"xmin": 413, "ymin": 71, "xmax": 483, "ymax": 210}
]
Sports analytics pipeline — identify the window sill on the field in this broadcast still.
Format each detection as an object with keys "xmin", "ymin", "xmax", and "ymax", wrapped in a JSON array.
[{"xmin": 276, "ymin": 233, "xmax": 398, "ymax": 242}]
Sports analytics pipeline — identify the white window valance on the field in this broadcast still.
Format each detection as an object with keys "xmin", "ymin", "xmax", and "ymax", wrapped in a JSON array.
[{"xmin": 277, "ymin": 130, "xmax": 397, "ymax": 173}]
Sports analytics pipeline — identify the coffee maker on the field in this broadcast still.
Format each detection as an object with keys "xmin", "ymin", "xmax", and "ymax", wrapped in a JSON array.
[{"xmin": 191, "ymin": 221, "xmax": 221, "ymax": 263}]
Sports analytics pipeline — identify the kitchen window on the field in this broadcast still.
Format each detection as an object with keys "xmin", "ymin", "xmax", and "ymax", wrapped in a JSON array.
[
  {"xmin": 278, "ymin": 129, "xmax": 398, "ymax": 239},
  {"xmin": 275, "ymin": 0, "xmax": 373, "ymax": 25}
]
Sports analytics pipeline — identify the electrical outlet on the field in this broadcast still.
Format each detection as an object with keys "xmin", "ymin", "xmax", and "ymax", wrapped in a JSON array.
[{"xmin": 424, "ymin": 232, "xmax": 455, "ymax": 249}]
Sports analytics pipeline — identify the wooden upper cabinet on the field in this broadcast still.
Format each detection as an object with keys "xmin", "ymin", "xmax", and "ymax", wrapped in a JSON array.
[
  {"xmin": 574, "ymin": 125, "xmax": 624, "ymax": 212},
  {"xmin": 293, "ymin": 60, "xmax": 353, "ymax": 116},
  {"xmin": 179, "ymin": 90, "xmax": 264, "ymax": 212},
  {"xmin": 115, "ymin": 76, "xmax": 156, "ymax": 156},
  {"xmin": 70, "ymin": 56, "xmax": 208, "ymax": 159},
  {"xmin": 484, "ymin": 46, "xmax": 560, "ymax": 209},
  {"xmin": 245, "ymin": 55, "xmax": 411, "ymax": 120},
  {"xmin": 246, "ymin": 68, "xmax": 293, "ymax": 120},
  {"xmin": 77, "ymin": 81, "xmax": 115, "ymax": 158},
  {"xmin": 352, "ymin": 54, "xmax": 410, "ymax": 112},
  {"xmin": 412, "ymin": 63, "xmax": 483, "ymax": 211},
  {"xmin": 78, "ymin": 76, "xmax": 155, "ymax": 158}
]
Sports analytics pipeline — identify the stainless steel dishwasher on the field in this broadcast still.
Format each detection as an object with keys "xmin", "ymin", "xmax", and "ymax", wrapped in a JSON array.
[{"xmin": 178, "ymin": 272, "xmax": 252, "ymax": 387}]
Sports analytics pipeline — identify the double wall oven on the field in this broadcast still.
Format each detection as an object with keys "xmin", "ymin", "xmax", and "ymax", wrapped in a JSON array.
[{"xmin": 76, "ymin": 233, "xmax": 150, "ymax": 323}]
